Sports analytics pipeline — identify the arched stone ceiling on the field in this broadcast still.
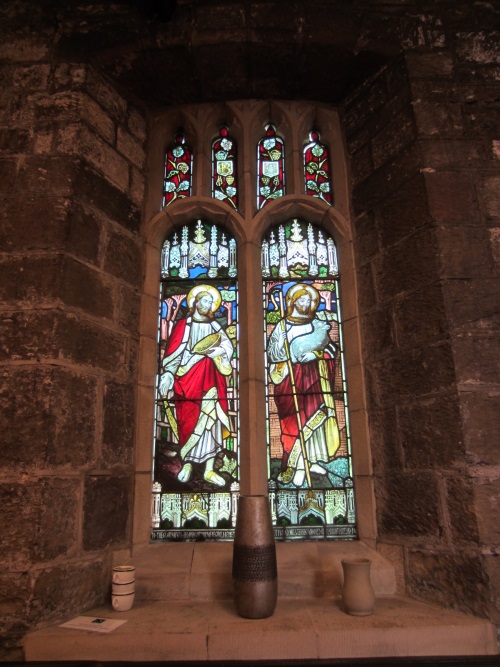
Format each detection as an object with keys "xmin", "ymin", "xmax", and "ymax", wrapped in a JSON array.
[{"xmin": 51, "ymin": 1, "xmax": 405, "ymax": 109}]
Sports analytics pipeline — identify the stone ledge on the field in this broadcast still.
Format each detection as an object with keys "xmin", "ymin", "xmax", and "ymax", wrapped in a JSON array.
[
  {"xmin": 24, "ymin": 596, "xmax": 498, "ymax": 662},
  {"xmin": 133, "ymin": 540, "xmax": 397, "ymax": 601}
]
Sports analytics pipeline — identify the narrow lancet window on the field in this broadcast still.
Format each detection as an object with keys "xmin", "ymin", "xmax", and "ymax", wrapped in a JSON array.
[
  {"xmin": 262, "ymin": 220, "xmax": 356, "ymax": 540},
  {"xmin": 163, "ymin": 131, "xmax": 193, "ymax": 208},
  {"xmin": 304, "ymin": 131, "xmax": 333, "ymax": 205},
  {"xmin": 212, "ymin": 126, "xmax": 238, "ymax": 209},
  {"xmin": 257, "ymin": 124, "xmax": 285, "ymax": 209},
  {"xmin": 152, "ymin": 221, "xmax": 239, "ymax": 541}
]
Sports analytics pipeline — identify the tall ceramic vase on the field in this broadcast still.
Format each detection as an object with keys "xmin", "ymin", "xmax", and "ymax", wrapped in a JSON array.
[
  {"xmin": 232, "ymin": 495, "xmax": 277, "ymax": 619},
  {"xmin": 341, "ymin": 558, "xmax": 375, "ymax": 616}
]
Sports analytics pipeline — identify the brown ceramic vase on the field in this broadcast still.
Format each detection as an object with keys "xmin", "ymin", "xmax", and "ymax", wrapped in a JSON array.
[
  {"xmin": 341, "ymin": 557, "xmax": 375, "ymax": 616},
  {"xmin": 232, "ymin": 495, "xmax": 278, "ymax": 619}
]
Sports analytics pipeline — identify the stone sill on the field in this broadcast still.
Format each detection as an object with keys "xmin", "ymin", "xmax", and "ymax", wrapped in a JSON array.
[
  {"xmin": 24, "ymin": 597, "xmax": 498, "ymax": 662},
  {"xmin": 23, "ymin": 542, "xmax": 499, "ymax": 661}
]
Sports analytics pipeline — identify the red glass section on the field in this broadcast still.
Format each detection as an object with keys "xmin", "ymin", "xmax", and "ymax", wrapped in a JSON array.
[
  {"xmin": 212, "ymin": 127, "xmax": 238, "ymax": 209},
  {"xmin": 257, "ymin": 124, "xmax": 285, "ymax": 209},
  {"xmin": 163, "ymin": 132, "xmax": 193, "ymax": 207},
  {"xmin": 304, "ymin": 131, "xmax": 333, "ymax": 205}
]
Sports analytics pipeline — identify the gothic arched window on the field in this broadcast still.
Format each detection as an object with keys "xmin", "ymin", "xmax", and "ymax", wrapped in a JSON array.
[
  {"xmin": 212, "ymin": 126, "xmax": 238, "ymax": 209},
  {"xmin": 152, "ymin": 221, "xmax": 239, "ymax": 540},
  {"xmin": 304, "ymin": 131, "xmax": 333, "ymax": 205},
  {"xmin": 262, "ymin": 220, "xmax": 356, "ymax": 539},
  {"xmin": 257, "ymin": 124, "xmax": 285, "ymax": 209},
  {"xmin": 163, "ymin": 131, "xmax": 193, "ymax": 208}
]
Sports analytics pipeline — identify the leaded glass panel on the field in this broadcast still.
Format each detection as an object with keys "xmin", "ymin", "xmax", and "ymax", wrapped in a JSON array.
[
  {"xmin": 304, "ymin": 131, "xmax": 333, "ymax": 205},
  {"xmin": 212, "ymin": 127, "xmax": 238, "ymax": 209},
  {"xmin": 257, "ymin": 124, "xmax": 285, "ymax": 209},
  {"xmin": 152, "ymin": 221, "xmax": 239, "ymax": 541},
  {"xmin": 163, "ymin": 132, "xmax": 193, "ymax": 208},
  {"xmin": 262, "ymin": 220, "xmax": 356, "ymax": 540}
]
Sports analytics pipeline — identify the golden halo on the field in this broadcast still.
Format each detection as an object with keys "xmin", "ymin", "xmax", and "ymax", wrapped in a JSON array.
[
  {"xmin": 286, "ymin": 283, "xmax": 319, "ymax": 312},
  {"xmin": 186, "ymin": 285, "xmax": 221, "ymax": 313}
]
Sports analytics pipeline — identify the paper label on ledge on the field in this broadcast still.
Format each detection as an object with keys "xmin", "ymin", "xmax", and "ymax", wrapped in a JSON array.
[{"xmin": 60, "ymin": 616, "xmax": 127, "ymax": 633}]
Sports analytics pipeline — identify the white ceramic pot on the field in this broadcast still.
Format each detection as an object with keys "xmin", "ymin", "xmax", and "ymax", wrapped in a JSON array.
[{"xmin": 112, "ymin": 565, "xmax": 136, "ymax": 584}]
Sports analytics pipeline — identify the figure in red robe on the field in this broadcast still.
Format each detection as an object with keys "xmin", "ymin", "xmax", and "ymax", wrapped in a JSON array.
[
  {"xmin": 268, "ymin": 284, "xmax": 340, "ymax": 487},
  {"xmin": 159, "ymin": 285, "xmax": 233, "ymax": 487}
]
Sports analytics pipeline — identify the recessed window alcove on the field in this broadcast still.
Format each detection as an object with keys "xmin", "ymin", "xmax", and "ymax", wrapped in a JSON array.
[{"xmin": 132, "ymin": 101, "xmax": 381, "ymax": 592}]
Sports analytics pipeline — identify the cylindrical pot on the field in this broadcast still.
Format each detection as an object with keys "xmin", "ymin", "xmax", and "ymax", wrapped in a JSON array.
[
  {"xmin": 232, "ymin": 495, "xmax": 277, "ymax": 619},
  {"xmin": 341, "ymin": 558, "xmax": 375, "ymax": 616}
]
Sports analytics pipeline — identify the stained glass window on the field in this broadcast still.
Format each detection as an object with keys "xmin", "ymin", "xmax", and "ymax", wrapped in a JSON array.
[
  {"xmin": 212, "ymin": 126, "xmax": 238, "ymax": 209},
  {"xmin": 163, "ymin": 131, "xmax": 193, "ymax": 208},
  {"xmin": 304, "ymin": 131, "xmax": 333, "ymax": 205},
  {"xmin": 262, "ymin": 220, "xmax": 356, "ymax": 540},
  {"xmin": 152, "ymin": 221, "xmax": 239, "ymax": 541},
  {"xmin": 257, "ymin": 124, "xmax": 285, "ymax": 209}
]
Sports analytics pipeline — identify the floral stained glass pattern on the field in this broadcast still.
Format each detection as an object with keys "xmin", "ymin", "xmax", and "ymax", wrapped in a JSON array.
[
  {"xmin": 212, "ymin": 127, "xmax": 238, "ymax": 209},
  {"xmin": 257, "ymin": 124, "xmax": 285, "ymax": 209},
  {"xmin": 262, "ymin": 220, "xmax": 356, "ymax": 540},
  {"xmin": 163, "ymin": 132, "xmax": 193, "ymax": 208},
  {"xmin": 304, "ymin": 131, "xmax": 333, "ymax": 205},
  {"xmin": 152, "ymin": 221, "xmax": 239, "ymax": 542}
]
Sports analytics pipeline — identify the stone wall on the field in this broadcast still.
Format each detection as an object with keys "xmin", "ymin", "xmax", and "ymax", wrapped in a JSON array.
[
  {"xmin": 0, "ymin": 0, "xmax": 499, "ymax": 660},
  {"xmin": 344, "ymin": 35, "xmax": 500, "ymax": 621},
  {"xmin": 0, "ymin": 13, "xmax": 146, "ymax": 655}
]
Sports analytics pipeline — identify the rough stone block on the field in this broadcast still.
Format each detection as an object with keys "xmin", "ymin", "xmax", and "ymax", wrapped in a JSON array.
[
  {"xmin": 117, "ymin": 283, "xmax": 141, "ymax": 335},
  {"xmin": 82, "ymin": 94, "xmax": 116, "ymax": 144},
  {"xmin": 436, "ymin": 224, "xmax": 495, "ymax": 279},
  {"xmin": 446, "ymin": 477, "xmax": 480, "ymax": 545},
  {"xmin": 117, "ymin": 127, "xmax": 145, "ymax": 169},
  {"xmin": 425, "ymin": 172, "xmax": 476, "ymax": 224},
  {"xmin": 407, "ymin": 550, "xmax": 491, "ymax": 619},
  {"xmin": 480, "ymin": 175, "xmax": 500, "ymax": 221},
  {"xmin": 474, "ymin": 480, "xmax": 500, "ymax": 545},
  {"xmin": 360, "ymin": 303, "xmax": 395, "ymax": 361},
  {"xmin": 355, "ymin": 262, "xmax": 377, "ymax": 314},
  {"xmin": 373, "ymin": 227, "xmax": 440, "ymax": 301},
  {"xmin": 353, "ymin": 145, "xmax": 420, "ymax": 213},
  {"xmin": 0, "ymin": 310, "xmax": 126, "ymax": 373},
  {"xmin": 419, "ymin": 138, "xmax": 487, "ymax": 169},
  {"xmin": 0, "ymin": 159, "xmax": 18, "ymax": 194},
  {"xmin": 83, "ymin": 476, "xmax": 132, "ymax": 550},
  {"xmin": 130, "ymin": 166, "xmax": 146, "ymax": 207},
  {"xmin": 461, "ymin": 391, "xmax": 500, "ymax": 466},
  {"xmin": 85, "ymin": 67, "xmax": 127, "ymax": 124},
  {"xmin": 376, "ymin": 174, "xmax": 431, "ymax": 248},
  {"xmin": 376, "ymin": 473, "xmax": 442, "ymax": 539},
  {"xmin": 0, "ymin": 478, "xmax": 78, "ymax": 565},
  {"xmin": 0, "ymin": 366, "xmax": 96, "ymax": 469},
  {"xmin": 61, "ymin": 257, "xmax": 115, "ymax": 320},
  {"xmin": 35, "ymin": 478, "xmax": 80, "ymax": 561},
  {"xmin": 369, "ymin": 340, "xmax": 457, "ymax": 406},
  {"xmin": 442, "ymin": 278, "xmax": 500, "ymax": 330},
  {"xmin": 462, "ymin": 81, "xmax": 500, "ymax": 135},
  {"xmin": 405, "ymin": 51, "xmax": 454, "ymax": 79},
  {"xmin": 367, "ymin": 408, "xmax": 403, "ymax": 474},
  {"xmin": 76, "ymin": 163, "xmax": 141, "ymax": 233},
  {"xmin": 12, "ymin": 63, "xmax": 50, "ymax": 90},
  {"xmin": 412, "ymin": 99, "xmax": 464, "ymax": 137},
  {"xmin": 452, "ymin": 334, "xmax": 500, "ymax": 385},
  {"xmin": 15, "ymin": 156, "xmax": 80, "ymax": 197},
  {"xmin": 30, "ymin": 560, "xmax": 108, "ymax": 625},
  {"xmin": 0, "ymin": 128, "xmax": 33, "ymax": 154},
  {"xmin": 343, "ymin": 72, "xmax": 389, "ymax": 139},
  {"xmin": 371, "ymin": 108, "xmax": 416, "ymax": 170},
  {"xmin": 104, "ymin": 228, "xmax": 142, "ymax": 287},
  {"xmin": 353, "ymin": 211, "xmax": 379, "ymax": 264},
  {"xmin": 128, "ymin": 107, "xmax": 147, "ymax": 143},
  {"xmin": 78, "ymin": 125, "xmax": 129, "ymax": 192},
  {"xmin": 349, "ymin": 144, "xmax": 373, "ymax": 188},
  {"xmin": 102, "ymin": 382, "xmax": 135, "ymax": 467},
  {"xmin": 455, "ymin": 31, "xmax": 500, "ymax": 65},
  {"xmin": 393, "ymin": 280, "xmax": 448, "ymax": 347},
  {"xmin": 399, "ymin": 393, "xmax": 465, "ymax": 469}
]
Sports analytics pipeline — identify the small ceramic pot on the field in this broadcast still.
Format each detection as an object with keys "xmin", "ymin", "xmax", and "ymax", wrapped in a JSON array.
[
  {"xmin": 112, "ymin": 580, "xmax": 135, "ymax": 595},
  {"xmin": 112, "ymin": 565, "xmax": 135, "ymax": 584},
  {"xmin": 341, "ymin": 558, "xmax": 375, "ymax": 616},
  {"xmin": 112, "ymin": 592, "xmax": 135, "ymax": 612}
]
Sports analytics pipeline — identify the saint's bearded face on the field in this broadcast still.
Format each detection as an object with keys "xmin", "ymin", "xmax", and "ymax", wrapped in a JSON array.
[
  {"xmin": 294, "ymin": 294, "xmax": 312, "ymax": 316},
  {"xmin": 196, "ymin": 294, "xmax": 213, "ymax": 316}
]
